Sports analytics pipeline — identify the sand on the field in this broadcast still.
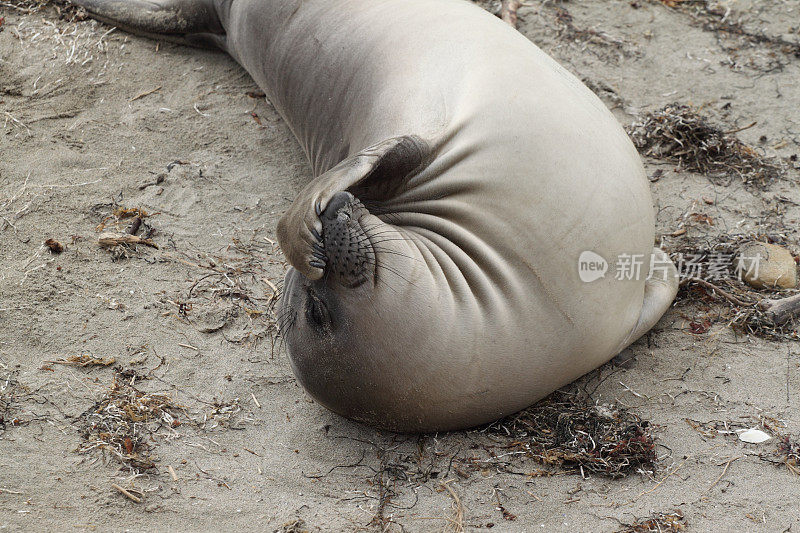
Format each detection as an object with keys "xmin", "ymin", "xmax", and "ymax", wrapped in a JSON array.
[{"xmin": 2, "ymin": 0, "xmax": 800, "ymax": 531}]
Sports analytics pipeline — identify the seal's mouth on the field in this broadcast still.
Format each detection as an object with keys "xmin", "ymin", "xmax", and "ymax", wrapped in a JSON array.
[{"xmin": 314, "ymin": 191, "xmax": 377, "ymax": 288}]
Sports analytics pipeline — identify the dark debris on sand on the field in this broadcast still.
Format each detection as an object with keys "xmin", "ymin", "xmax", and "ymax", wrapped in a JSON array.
[
  {"xmin": 616, "ymin": 509, "xmax": 687, "ymax": 533},
  {"xmin": 485, "ymin": 391, "xmax": 657, "ymax": 478},
  {"xmin": 778, "ymin": 436, "xmax": 800, "ymax": 476},
  {"xmin": 627, "ymin": 104, "xmax": 785, "ymax": 187},
  {"xmin": 77, "ymin": 373, "xmax": 183, "ymax": 472},
  {"xmin": 0, "ymin": 372, "xmax": 20, "ymax": 432},
  {"xmin": 654, "ymin": 0, "xmax": 800, "ymax": 69}
]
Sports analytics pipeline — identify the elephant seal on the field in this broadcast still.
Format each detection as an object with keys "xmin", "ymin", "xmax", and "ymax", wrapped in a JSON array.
[{"xmin": 74, "ymin": 0, "xmax": 678, "ymax": 432}]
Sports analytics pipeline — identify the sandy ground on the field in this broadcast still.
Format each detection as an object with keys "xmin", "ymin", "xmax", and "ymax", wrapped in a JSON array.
[{"xmin": 2, "ymin": 0, "xmax": 800, "ymax": 531}]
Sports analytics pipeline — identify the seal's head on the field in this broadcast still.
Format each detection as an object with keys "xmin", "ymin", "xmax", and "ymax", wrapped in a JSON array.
[
  {"xmin": 275, "ymin": 136, "xmax": 458, "ymax": 430},
  {"xmin": 277, "ymin": 188, "xmax": 437, "ymax": 430}
]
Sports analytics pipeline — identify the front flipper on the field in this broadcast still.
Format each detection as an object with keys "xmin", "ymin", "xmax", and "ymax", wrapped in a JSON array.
[
  {"xmin": 277, "ymin": 136, "xmax": 430, "ymax": 281},
  {"xmin": 72, "ymin": 0, "xmax": 224, "ymax": 48}
]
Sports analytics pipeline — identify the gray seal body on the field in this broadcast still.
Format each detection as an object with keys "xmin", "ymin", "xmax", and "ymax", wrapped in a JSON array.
[{"xmin": 74, "ymin": 0, "xmax": 678, "ymax": 431}]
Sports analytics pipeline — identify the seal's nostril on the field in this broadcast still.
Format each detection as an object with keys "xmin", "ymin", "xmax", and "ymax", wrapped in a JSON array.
[{"xmin": 322, "ymin": 191, "xmax": 354, "ymax": 219}]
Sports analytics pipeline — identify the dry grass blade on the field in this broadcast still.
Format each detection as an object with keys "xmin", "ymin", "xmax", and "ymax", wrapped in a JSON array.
[
  {"xmin": 48, "ymin": 354, "xmax": 116, "ymax": 367},
  {"xmin": 486, "ymin": 391, "xmax": 656, "ymax": 478},
  {"xmin": 627, "ymin": 104, "xmax": 785, "ymax": 187},
  {"xmin": 129, "ymin": 85, "xmax": 162, "ymax": 102},
  {"xmin": 438, "ymin": 480, "xmax": 465, "ymax": 533},
  {"xmin": 98, "ymin": 232, "xmax": 159, "ymax": 249}
]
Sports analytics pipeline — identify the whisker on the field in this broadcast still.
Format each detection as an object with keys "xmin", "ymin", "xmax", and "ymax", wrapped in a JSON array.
[
  {"xmin": 361, "ymin": 257, "xmax": 420, "ymax": 288},
  {"xmin": 363, "ymin": 246, "xmax": 420, "ymax": 262}
]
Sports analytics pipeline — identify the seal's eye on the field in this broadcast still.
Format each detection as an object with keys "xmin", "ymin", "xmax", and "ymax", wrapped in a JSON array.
[{"xmin": 306, "ymin": 292, "xmax": 329, "ymax": 329}]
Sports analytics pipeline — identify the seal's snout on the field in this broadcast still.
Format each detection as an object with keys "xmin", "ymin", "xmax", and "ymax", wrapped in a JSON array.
[
  {"xmin": 322, "ymin": 191, "xmax": 355, "ymax": 219},
  {"xmin": 319, "ymin": 191, "xmax": 375, "ymax": 288}
]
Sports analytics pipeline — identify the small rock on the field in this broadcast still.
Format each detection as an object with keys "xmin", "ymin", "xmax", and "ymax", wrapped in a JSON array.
[{"xmin": 737, "ymin": 242, "xmax": 797, "ymax": 289}]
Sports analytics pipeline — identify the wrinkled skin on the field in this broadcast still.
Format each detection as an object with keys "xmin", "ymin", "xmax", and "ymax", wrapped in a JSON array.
[{"xmin": 73, "ymin": 0, "xmax": 678, "ymax": 431}]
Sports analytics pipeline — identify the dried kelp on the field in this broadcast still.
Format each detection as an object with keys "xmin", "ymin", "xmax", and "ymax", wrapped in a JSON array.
[{"xmin": 628, "ymin": 104, "xmax": 784, "ymax": 186}]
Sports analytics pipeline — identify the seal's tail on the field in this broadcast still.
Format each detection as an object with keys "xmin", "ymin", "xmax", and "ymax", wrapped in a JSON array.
[
  {"xmin": 616, "ymin": 247, "xmax": 678, "ymax": 352},
  {"xmin": 72, "ymin": 0, "xmax": 225, "ymax": 48}
]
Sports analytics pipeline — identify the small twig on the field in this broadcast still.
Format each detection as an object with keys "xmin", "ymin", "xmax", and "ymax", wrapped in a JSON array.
[
  {"xmin": 250, "ymin": 393, "xmax": 261, "ymax": 409},
  {"xmin": 500, "ymin": 0, "xmax": 523, "ymax": 29},
  {"xmin": 129, "ymin": 86, "xmax": 162, "ymax": 102},
  {"xmin": 167, "ymin": 465, "xmax": 178, "ymax": 481},
  {"xmin": 682, "ymin": 277, "xmax": 755, "ymax": 308},
  {"xmin": 723, "ymin": 121, "xmax": 757, "ymax": 135},
  {"xmin": 111, "ymin": 483, "xmax": 142, "ymax": 503},
  {"xmin": 526, "ymin": 490, "xmax": 542, "ymax": 502},
  {"xmin": 704, "ymin": 456, "xmax": 742, "ymax": 494},
  {"xmin": 759, "ymin": 293, "xmax": 800, "ymax": 325}
]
